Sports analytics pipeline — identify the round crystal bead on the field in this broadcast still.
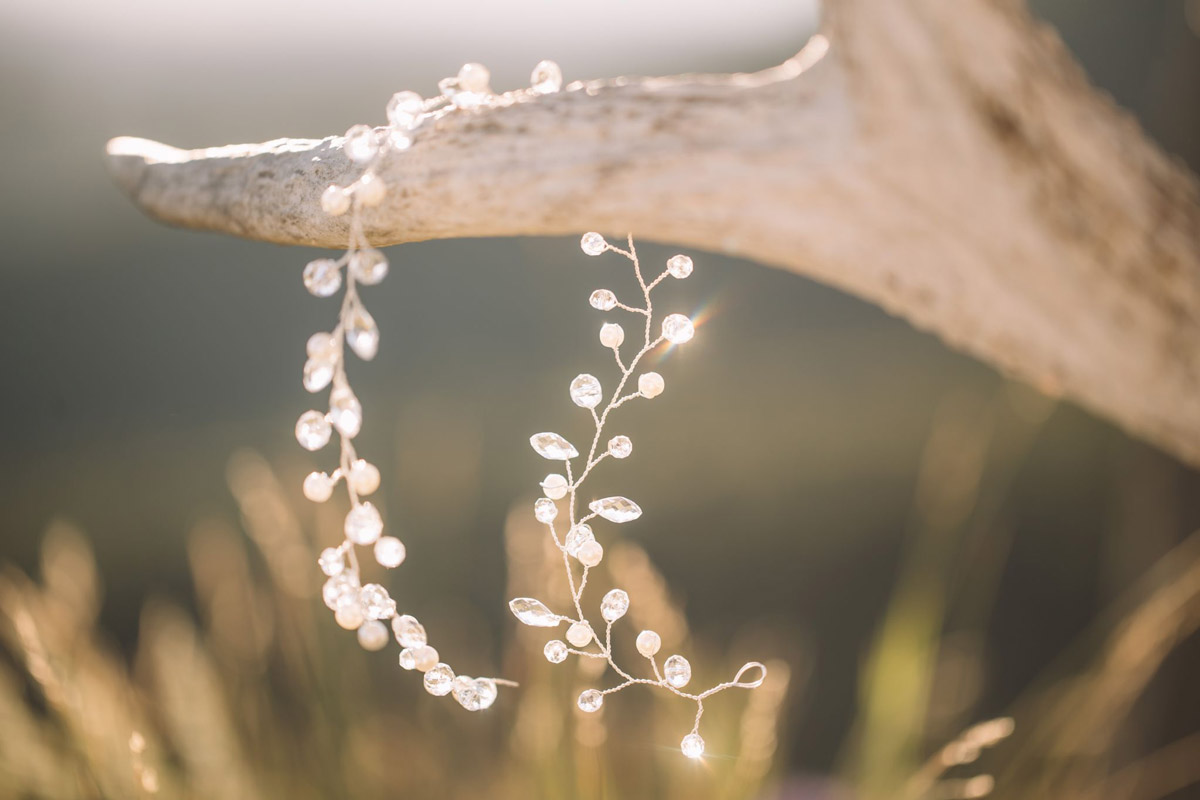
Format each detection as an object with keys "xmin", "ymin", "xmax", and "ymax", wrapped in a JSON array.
[
  {"xmin": 589, "ymin": 289, "xmax": 617, "ymax": 310},
  {"xmin": 329, "ymin": 386, "xmax": 362, "ymax": 438},
  {"xmin": 600, "ymin": 589, "xmax": 629, "ymax": 622},
  {"xmin": 303, "ymin": 258, "xmax": 342, "ymax": 297},
  {"xmin": 664, "ymin": 654, "xmax": 692, "ymax": 688},
  {"xmin": 304, "ymin": 471, "xmax": 336, "ymax": 502},
  {"xmin": 348, "ymin": 459, "xmax": 381, "ymax": 495},
  {"xmin": 681, "ymin": 733, "xmax": 705, "ymax": 759},
  {"xmin": 357, "ymin": 620, "xmax": 389, "ymax": 651},
  {"xmin": 344, "ymin": 502, "xmax": 383, "ymax": 545},
  {"xmin": 577, "ymin": 540, "xmax": 604, "ymax": 567},
  {"xmin": 343, "ymin": 124, "xmax": 378, "ymax": 164},
  {"xmin": 345, "ymin": 306, "xmax": 379, "ymax": 361},
  {"xmin": 636, "ymin": 630, "xmax": 661, "ymax": 657},
  {"xmin": 318, "ymin": 546, "xmax": 344, "ymax": 577},
  {"xmin": 566, "ymin": 621, "xmax": 593, "ymax": 647},
  {"xmin": 307, "ymin": 332, "xmax": 337, "ymax": 360},
  {"xmin": 577, "ymin": 689, "xmax": 603, "ymax": 713},
  {"xmin": 534, "ymin": 497, "xmax": 558, "ymax": 523},
  {"xmin": 540, "ymin": 473, "xmax": 569, "ymax": 500},
  {"xmin": 564, "ymin": 524, "xmax": 594, "ymax": 557},
  {"xmin": 474, "ymin": 678, "xmax": 498, "ymax": 710},
  {"xmin": 638, "ymin": 372, "xmax": 665, "ymax": 399},
  {"xmin": 544, "ymin": 639, "xmax": 568, "ymax": 663},
  {"xmin": 453, "ymin": 675, "xmax": 483, "ymax": 710},
  {"xmin": 599, "ymin": 322, "xmax": 624, "ymax": 348},
  {"xmin": 321, "ymin": 185, "xmax": 351, "ymax": 216},
  {"xmin": 374, "ymin": 536, "xmax": 406, "ymax": 568},
  {"xmin": 392, "ymin": 614, "xmax": 427, "ymax": 648},
  {"xmin": 386, "ymin": 90, "xmax": 423, "ymax": 129},
  {"xmin": 303, "ymin": 357, "xmax": 333, "ymax": 392},
  {"xmin": 424, "ymin": 663, "xmax": 455, "ymax": 696},
  {"xmin": 607, "ymin": 436, "xmax": 632, "ymax": 459},
  {"xmin": 322, "ymin": 573, "xmax": 359, "ymax": 610},
  {"xmin": 530, "ymin": 60, "xmax": 563, "ymax": 94},
  {"xmin": 360, "ymin": 583, "xmax": 395, "ymax": 619},
  {"xmin": 350, "ymin": 248, "xmax": 389, "ymax": 285},
  {"xmin": 398, "ymin": 648, "xmax": 418, "ymax": 670},
  {"xmin": 570, "ymin": 374, "xmax": 603, "ymax": 408},
  {"xmin": 295, "ymin": 411, "xmax": 332, "ymax": 451},
  {"xmin": 667, "ymin": 254, "xmax": 694, "ymax": 279},
  {"xmin": 580, "ymin": 232, "xmax": 607, "ymax": 256},
  {"xmin": 662, "ymin": 314, "xmax": 695, "ymax": 344}
]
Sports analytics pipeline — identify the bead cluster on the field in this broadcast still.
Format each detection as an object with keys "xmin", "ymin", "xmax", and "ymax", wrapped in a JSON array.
[
  {"xmin": 510, "ymin": 234, "xmax": 765, "ymax": 758},
  {"xmin": 298, "ymin": 59, "xmax": 564, "ymax": 709}
]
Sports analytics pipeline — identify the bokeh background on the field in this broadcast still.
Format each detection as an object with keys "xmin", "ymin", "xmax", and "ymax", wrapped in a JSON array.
[{"xmin": 1, "ymin": 1, "xmax": 1199, "ymax": 798}]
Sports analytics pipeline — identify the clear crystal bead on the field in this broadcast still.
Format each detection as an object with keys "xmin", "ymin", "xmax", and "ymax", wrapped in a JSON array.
[
  {"xmin": 564, "ymin": 524, "xmax": 594, "ymax": 557},
  {"xmin": 577, "ymin": 540, "xmax": 604, "ymax": 567},
  {"xmin": 662, "ymin": 314, "xmax": 695, "ymax": 344},
  {"xmin": 452, "ymin": 675, "xmax": 482, "ymax": 710},
  {"xmin": 374, "ymin": 536, "xmax": 406, "ymax": 568},
  {"xmin": 664, "ymin": 654, "xmax": 692, "ymax": 688},
  {"xmin": 307, "ymin": 331, "xmax": 337, "ymax": 360},
  {"xmin": 412, "ymin": 645, "xmax": 440, "ymax": 672},
  {"xmin": 457, "ymin": 62, "xmax": 491, "ymax": 93},
  {"xmin": 388, "ymin": 129, "xmax": 413, "ymax": 151},
  {"xmin": 530, "ymin": 432, "xmax": 579, "ymax": 460},
  {"xmin": 509, "ymin": 597, "xmax": 561, "ymax": 627},
  {"xmin": 600, "ymin": 589, "xmax": 629, "ymax": 622},
  {"xmin": 577, "ymin": 689, "xmax": 603, "ymax": 713},
  {"xmin": 666, "ymin": 254, "xmax": 694, "ymax": 279},
  {"xmin": 350, "ymin": 248, "xmax": 389, "ymax": 285},
  {"xmin": 318, "ymin": 546, "xmax": 344, "ymax": 576},
  {"xmin": 580, "ymin": 232, "xmax": 607, "ymax": 256},
  {"xmin": 329, "ymin": 386, "xmax": 362, "ymax": 437},
  {"xmin": 599, "ymin": 322, "xmax": 624, "ymax": 348},
  {"xmin": 607, "ymin": 436, "xmax": 632, "ymax": 459},
  {"xmin": 345, "ymin": 306, "xmax": 379, "ymax": 361},
  {"xmin": 530, "ymin": 60, "xmax": 563, "ymax": 94},
  {"xmin": 566, "ymin": 621, "xmax": 592, "ymax": 647},
  {"xmin": 544, "ymin": 639, "xmax": 568, "ymax": 663},
  {"xmin": 303, "ymin": 258, "xmax": 342, "ymax": 297},
  {"xmin": 322, "ymin": 573, "xmax": 359, "ymax": 610},
  {"xmin": 589, "ymin": 496, "xmax": 642, "ymax": 523},
  {"xmin": 344, "ymin": 502, "xmax": 383, "ymax": 545},
  {"xmin": 638, "ymin": 372, "xmax": 665, "ymax": 398},
  {"xmin": 392, "ymin": 614, "xmax": 427, "ymax": 648},
  {"xmin": 540, "ymin": 473, "xmax": 569, "ymax": 500},
  {"xmin": 570, "ymin": 374, "xmax": 603, "ymax": 408},
  {"xmin": 474, "ymin": 677, "xmax": 498, "ymax": 710},
  {"xmin": 303, "ymin": 357, "xmax": 333, "ymax": 393},
  {"xmin": 589, "ymin": 289, "xmax": 617, "ymax": 310},
  {"xmin": 321, "ymin": 185, "xmax": 351, "ymax": 216},
  {"xmin": 423, "ymin": 663, "xmax": 455, "ymax": 696},
  {"xmin": 343, "ymin": 124, "xmax": 378, "ymax": 164},
  {"xmin": 534, "ymin": 497, "xmax": 558, "ymax": 523},
  {"xmin": 356, "ymin": 619, "xmax": 389, "ymax": 651},
  {"xmin": 354, "ymin": 171, "xmax": 387, "ymax": 208},
  {"xmin": 636, "ymin": 630, "xmax": 661, "ymax": 657},
  {"xmin": 398, "ymin": 648, "xmax": 418, "ymax": 670},
  {"xmin": 295, "ymin": 410, "xmax": 332, "ymax": 451},
  {"xmin": 304, "ymin": 471, "xmax": 336, "ymax": 502},
  {"xmin": 348, "ymin": 459, "xmax": 381, "ymax": 495},
  {"xmin": 386, "ymin": 90, "xmax": 423, "ymax": 129},
  {"xmin": 681, "ymin": 733, "xmax": 705, "ymax": 759},
  {"xmin": 360, "ymin": 583, "xmax": 395, "ymax": 619}
]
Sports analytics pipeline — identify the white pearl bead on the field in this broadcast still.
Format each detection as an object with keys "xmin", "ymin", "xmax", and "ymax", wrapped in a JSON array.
[
  {"xmin": 343, "ymin": 124, "xmax": 378, "ymax": 164},
  {"xmin": 635, "ymin": 630, "xmax": 661, "ymax": 657},
  {"xmin": 356, "ymin": 620, "xmax": 389, "ymax": 651},
  {"xmin": 540, "ymin": 473, "xmax": 569, "ymax": 500},
  {"xmin": 577, "ymin": 540, "xmax": 604, "ymax": 567},
  {"xmin": 321, "ymin": 185, "xmax": 351, "ymax": 217},
  {"xmin": 355, "ymin": 172, "xmax": 387, "ymax": 207},
  {"xmin": 638, "ymin": 372, "xmax": 665, "ymax": 398},
  {"xmin": 386, "ymin": 90, "xmax": 423, "ymax": 129},
  {"xmin": 530, "ymin": 60, "xmax": 563, "ymax": 94},
  {"xmin": 457, "ymin": 62, "xmax": 491, "ymax": 93},
  {"xmin": 348, "ymin": 459, "xmax": 381, "ymax": 495},
  {"xmin": 374, "ymin": 536, "xmax": 406, "ymax": 568},
  {"xmin": 335, "ymin": 600, "xmax": 364, "ymax": 630},
  {"xmin": 599, "ymin": 322, "xmax": 624, "ymax": 348},
  {"xmin": 344, "ymin": 502, "xmax": 383, "ymax": 545},
  {"xmin": 566, "ymin": 621, "xmax": 592, "ymax": 647},
  {"xmin": 303, "ymin": 471, "xmax": 335, "ymax": 502}
]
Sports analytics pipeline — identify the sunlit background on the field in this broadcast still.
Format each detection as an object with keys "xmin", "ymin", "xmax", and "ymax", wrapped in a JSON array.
[{"xmin": 2, "ymin": 1, "xmax": 1199, "ymax": 798}]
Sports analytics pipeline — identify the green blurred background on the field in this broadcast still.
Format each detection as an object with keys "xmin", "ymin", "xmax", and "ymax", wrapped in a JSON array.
[{"xmin": 1, "ymin": 1, "xmax": 1199, "ymax": 798}]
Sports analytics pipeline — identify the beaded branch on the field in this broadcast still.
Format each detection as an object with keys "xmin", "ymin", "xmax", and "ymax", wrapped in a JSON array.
[
  {"xmin": 509, "ymin": 233, "xmax": 766, "ymax": 759},
  {"xmin": 297, "ymin": 60, "xmax": 566, "ymax": 710}
]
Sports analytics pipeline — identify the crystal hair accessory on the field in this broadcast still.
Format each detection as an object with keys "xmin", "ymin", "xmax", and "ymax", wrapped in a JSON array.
[{"xmin": 510, "ymin": 233, "xmax": 766, "ymax": 758}]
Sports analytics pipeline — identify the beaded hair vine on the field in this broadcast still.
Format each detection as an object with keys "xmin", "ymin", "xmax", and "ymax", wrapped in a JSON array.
[
  {"xmin": 296, "ymin": 60, "xmax": 567, "ymax": 709},
  {"xmin": 511, "ymin": 233, "xmax": 765, "ymax": 759}
]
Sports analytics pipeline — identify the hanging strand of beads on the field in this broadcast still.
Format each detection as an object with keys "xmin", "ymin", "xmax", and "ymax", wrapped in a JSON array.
[
  {"xmin": 509, "ymin": 234, "xmax": 766, "ymax": 757},
  {"xmin": 297, "ymin": 59, "xmax": 564, "ymax": 709}
]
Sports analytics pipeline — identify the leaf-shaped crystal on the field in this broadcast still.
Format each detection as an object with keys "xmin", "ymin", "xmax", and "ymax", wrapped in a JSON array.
[
  {"xmin": 530, "ymin": 432, "xmax": 579, "ymax": 460},
  {"xmin": 508, "ymin": 597, "xmax": 562, "ymax": 627},
  {"xmin": 588, "ymin": 496, "xmax": 642, "ymax": 523},
  {"xmin": 346, "ymin": 305, "xmax": 379, "ymax": 360}
]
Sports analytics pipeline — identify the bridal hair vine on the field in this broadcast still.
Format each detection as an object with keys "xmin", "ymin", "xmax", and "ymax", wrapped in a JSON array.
[
  {"xmin": 296, "ymin": 60, "xmax": 565, "ymax": 709},
  {"xmin": 510, "ymin": 233, "xmax": 766, "ymax": 759}
]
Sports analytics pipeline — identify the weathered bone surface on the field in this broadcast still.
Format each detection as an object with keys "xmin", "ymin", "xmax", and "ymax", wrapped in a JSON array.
[{"xmin": 106, "ymin": 0, "xmax": 1200, "ymax": 467}]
